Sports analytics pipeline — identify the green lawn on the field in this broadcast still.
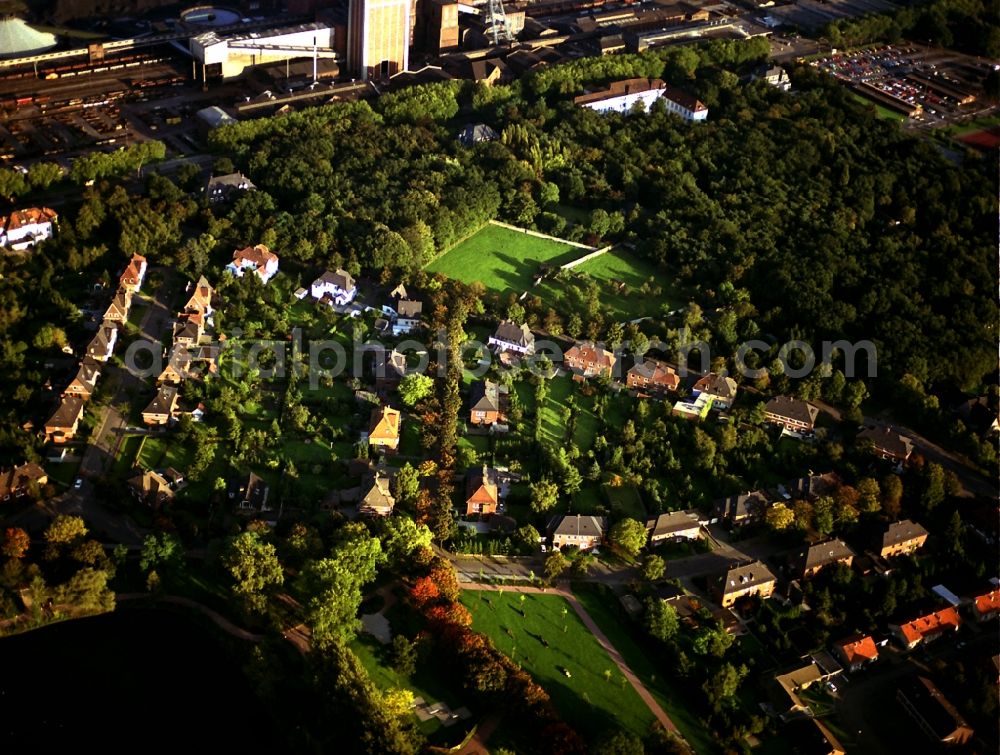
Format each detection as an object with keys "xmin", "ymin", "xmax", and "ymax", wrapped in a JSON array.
[
  {"xmin": 427, "ymin": 224, "xmax": 582, "ymax": 293},
  {"xmin": 111, "ymin": 434, "xmax": 144, "ymax": 477},
  {"xmin": 136, "ymin": 436, "xmax": 169, "ymax": 470},
  {"xmin": 572, "ymin": 585, "xmax": 718, "ymax": 754},
  {"xmin": 602, "ymin": 482, "xmax": 646, "ymax": 521},
  {"xmin": 460, "ymin": 590, "xmax": 656, "ymax": 741},
  {"xmin": 849, "ymin": 92, "xmax": 906, "ymax": 122}
]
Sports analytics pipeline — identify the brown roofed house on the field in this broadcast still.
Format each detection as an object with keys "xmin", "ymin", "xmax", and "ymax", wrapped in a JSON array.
[
  {"xmin": 45, "ymin": 395, "xmax": 86, "ymax": 443},
  {"xmin": 103, "ymin": 286, "xmax": 133, "ymax": 323},
  {"xmin": 466, "ymin": 464, "xmax": 499, "ymax": 516},
  {"xmin": 627, "ymin": 358, "xmax": 680, "ymax": 396},
  {"xmin": 86, "ymin": 322, "xmax": 119, "ymax": 362},
  {"xmin": 119, "ymin": 253, "xmax": 148, "ymax": 293},
  {"xmin": 488, "ymin": 319, "xmax": 535, "ymax": 355},
  {"xmin": 692, "ymin": 372, "xmax": 738, "ymax": 409},
  {"xmin": 565, "ymin": 340, "xmax": 617, "ymax": 380},
  {"xmin": 359, "ymin": 472, "xmax": 395, "ymax": 517},
  {"xmin": 646, "ymin": 510, "xmax": 701, "ymax": 544},
  {"xmin": 857, "ymin": 425, "xmax": 913, "ymax": 463},
  {"xmin": 228, "ymin": 471, "xmax": 271, "ymax": 514},
  {"xmin": 469, "ymin": 380, "xmax": 508, "ymax": 426},
  {"xmin": 227, "ymin": 244, "xmax": 279, "ymax": 283},
  {"xmin": 764, "ymin": 396, "xmax": 819, "ymax": 433},
  {"xmin": 549, "ymin": 514, "xmax": 607, "ymax": 551},
  {"xmin": 184, "ymin": 275, "xmax": 214, "ymax": 315},
  {"xmin": 0, "ymin": 461, "xmax": 47, "ymax": 500},
  {"xmin": 715, "ymin": 560, "xmax": 777, "ymax": 608},
  {"xmin": 368, "ymin": 406, "xmax": 401, "ymax": 450},
  {"xmin": 879, "ymin": 518, "xmax": 928, "ymax": 558},
  {"xmin": 897, "ymin": 676, "xmax": 973, "ymax": 746},
  {"xmin": 63, "ymin": 358, "xmax": 101, "ymax": 400},
  {"xmin": 157, "ymin": 347, "xmax": 194, "ymax": 386},
  {"xmin": 142, "ymin": 385, "xmax": 180, "ymax": 426},
  {"xmin": 792, "ymin": 538, "xmax": 855, "ymax": 579},
  {"xmin": 127, "ymin": 469, "xmax": 174, "ymax": 508},
  {"xmin": 172, "ymin": 311, "xmax": 205, "ymax": 347}
]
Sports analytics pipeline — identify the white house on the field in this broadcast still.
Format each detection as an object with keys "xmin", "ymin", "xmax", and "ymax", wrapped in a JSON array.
[
  {"xmin": 119, "ymin": 253, "xmax": 148, "ymax": 293},
  {"xmin": 381, "ymin": 284, "xmax": 423, "ymax": 336},
  {"xmin": 489, "ymin": 320, "xmax": 535, "ymax": 355},
  {"xmin": 86, "ymin": 322, "xmax": 119, "ymax": 362},
  {"xmin": 226, "ymin": 244, "xmax": 279, "ymax": 283},
  {"xmin": 1, "ymin": 207, "xmax": 58, "ymax": 250},
  {"xmin": 574, "ymin": 78, "xmax": 708, "ymax": 122},
  {"xmin": 311, "ymin": 268, "xmax": 357, "ymax": 306}
]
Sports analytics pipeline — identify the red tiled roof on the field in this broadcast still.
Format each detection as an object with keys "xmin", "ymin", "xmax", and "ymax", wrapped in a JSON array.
[
  {"xmin": 233, "ymin": 244, "xmax": 277, "ymax": 270},
  {"xmin": 897, "ymin": 607, "xmax": 961, "ymax": 644},
  {"xmin": 836, "ymin": 634, "xmax": 878, "ymax": 664},
  {"xmin": 5, "ymin": 207, "xmax": 57, "ymax": 231},
  {"xmin": 975, "ymin": 589, "xmax": 1000, "ymax": 616}
]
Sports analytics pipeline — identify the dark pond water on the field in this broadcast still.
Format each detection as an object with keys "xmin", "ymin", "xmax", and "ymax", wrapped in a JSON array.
[{"xmin": 0, "ymin": 606, "xmax": 282, "ymax": 751}]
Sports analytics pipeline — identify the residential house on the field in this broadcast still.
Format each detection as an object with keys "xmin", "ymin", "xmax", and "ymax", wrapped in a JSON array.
[
  {"xmin": 715, "ymin": 560, "xmax": 777, "ymax": 607},
  {"xmin": 549, "ymin": 514, "xmax": 607, "ymax": 551},
  {"xmin": 672, "ymin": 392, "xmax": 714, "ymax": 421},
  {"xmin": 204, "ymin": 172, "xmax": 256, "ymax": 203},
  {"xmin": 573, "ymin": 78, "xmax": 709, "ymax": 122},
  {"xmin": 764, "ymin": 396, "xmax": 819, "ymax": 433},
  {"xmin": 972, "ymin": 589, "xmax": 1000, "ymax": 621},
  {"xmin": 713, "ymin": 490, "xmax": 769, "ymax": 527},
  {"xmin": 627, "ymin": 359, "xmax": 679, "ymax": 395},
  {"xmin": 467, "ymin": 58, "xmax": 512, "ymax": 87},
  {"xmin": 311, "ymin": 269, "xmax": 357, "ymax": 306},
  {"xmin": 857, "ymin": 425, "xmax": 913, "ymax": 463},
  {"xmin": 45, "ymin": 395, "xmax": 86, "ymax": 443},
  {"xmin": 127, "ymin": 470, "xmax": 174, "ymax": 508},
  {"xmin": 0, "ymin": 206, "xmax": 58, "ymax": 250},
  {"xmin": 374, "ymin": 349, "xmax": 407, "ymax": 394},
  {"xmin": 792, "ymin": 538, "xmax": 855, "ymax": 579},
  {"xmin": 646, "ymin": 510, "xmax": 701, "ymax": 544},
  {"xmin": 381, "ymin": 284, "xmax": 423, "ymax": 335},
  {"xmin": 752, "ymin": 64, "xmax": 792, "ymax": 91},
  {"xmin": 458, "ymin": 122, "xmax": 499, "ymax": 147},
  {"xmin": 172, "ymin": 311, "xmax": 205, "ymax": 347},
  {"xmin": 564, "ymin": 341, "xmax": 616, "ymax": 380},
  {"xmin": 833, "ymin": 634, "xmax": 879, "ymax": 673},
  {"xmin": 119, "ymin": 253, "xmax": 148, "ymax": 293},
  {"xmin": 85, "ymin": 322, "xmax": 119, "ymax": 362},
  {"xmin": 358, "ymin": 472, "xmax": 395, "ymax": 516},
  {"xmin": 781, "ymin": 719, "xmax": 845, "ymax": 755},
  {"xmin": 469, "ymin": 380, "xmax": 508, "ymax": 426},
  {"xmin": 157, "ymin": 347, "xmax": 193, "ymax": 386},
  {"xmin": 691, "ymin": 373, "xmax": 738, "ymax": 409},
  {"xmin": 367, "ymin": 406, "xmax": 401, "ymax": 450},
  {"xmin": 879, "ymin": 519, "xmax": 928, "ymax": 558},
  {"xmin": 772, "ymin": 472, "xmax": 842, "ymax": 503},
  {"xmin": 227, "ymin": 244, "xmax": 279, "ymax": 283},
  {"xmin": 184, "ymin": 275, "xmax": 214, "ymax": 315},
  {"xmin": 890, "ymin": 607, "xmax": 961, "ymax": 649},
  {"xmin": 102, "ymin": 286, "xmax": 133, "ymax": 323},
  {"xmin": 897, "ymin": 676, "xmax": 973, "ymax": 746},
  {"xmin": 63, "ymin": 358, "xmax": 101, "ymax": 400},
  {"xmin": 142, "ymin": 385, "xmax": 180, "ymax": 426},
  {"xmin": 488, "ymin": 319, "xmax": 535, "ymax": 355},
  {"xmin": 465, "ymin": 464, "xmax": 499, "ymax": 516},
  {"xmin": 228, "ymin": 472, "xmax": 271, "ymax": 514},
  {"xmin": 0, "ymin": 462, "xmax": 47, "ymax": 500},
  {"xmin": 770, "ymin": 662, "xmax": 826, "ymax": 718}
]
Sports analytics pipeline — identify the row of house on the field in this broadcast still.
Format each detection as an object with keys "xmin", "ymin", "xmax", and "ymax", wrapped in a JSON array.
[
  {"xmin": 143, "ymin": 275, "xmax": 217, "ymax": 426},
  {"xmin": 0, "ymin": 206, "xmax": 57, "ymax": 251},
  {"xmin": 45, "ymin": 254, "xmax": 147, "ymax": 443},
  {"xmin": 573, "ymin": 78, "xmax": 709, "ymax": 122}
]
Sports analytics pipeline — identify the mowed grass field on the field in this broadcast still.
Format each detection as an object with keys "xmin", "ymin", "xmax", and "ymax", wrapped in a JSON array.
[
  {"xmin": 460, "ymin": 591, "xmax": 656, "ymax": 741},
  {"xmin": 427, "ymin": 224, "xmax": 582, "ymax": 293}
]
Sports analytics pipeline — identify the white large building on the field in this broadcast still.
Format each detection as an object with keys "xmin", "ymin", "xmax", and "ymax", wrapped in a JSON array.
[
  {"xmin": 575, "ymin": 78, "xmax": 708, "ymax": 122},
  {"xmin": 1, "ymin": 207, "xmax": 57, "ymax": 251},
  {"xmin": 191, "ymin": 22, "xmax": 337, "ymax": 79}
]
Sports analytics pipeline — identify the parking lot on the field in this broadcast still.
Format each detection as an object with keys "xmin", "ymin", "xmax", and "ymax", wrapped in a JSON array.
[{"xmin": 812, "ymin": 45, "xmax": 997, "ymax": 126}]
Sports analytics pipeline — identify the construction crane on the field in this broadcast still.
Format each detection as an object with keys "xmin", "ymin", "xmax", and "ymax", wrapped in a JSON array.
[{"xmin": 484, "ymin": 0, "xmax": 513, "ymax": 46}]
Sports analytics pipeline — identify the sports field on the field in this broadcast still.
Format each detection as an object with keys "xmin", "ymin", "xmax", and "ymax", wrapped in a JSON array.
[{"xmin": 426, "ymin": 224, "xmax": 580, "ymax": 293}]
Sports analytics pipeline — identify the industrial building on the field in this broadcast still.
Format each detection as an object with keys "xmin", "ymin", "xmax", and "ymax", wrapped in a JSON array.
[{"xmin": 190, "ymin": 22, "xmax": 339, "ymax": 80}]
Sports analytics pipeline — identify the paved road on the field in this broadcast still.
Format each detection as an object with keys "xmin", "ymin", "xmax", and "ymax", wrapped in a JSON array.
[
  {"xmin": 118, "ymin": 592, "xmax": 265, "ymax": 641},
  {"xmin": 459, "ymin": 581, "xmax": 685, "ymax": 741}
]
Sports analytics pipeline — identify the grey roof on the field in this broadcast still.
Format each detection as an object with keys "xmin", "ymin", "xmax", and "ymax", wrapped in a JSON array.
[
  {"xmin": 46, "ymin": 395, "xmax": 85, "ymax": 428},
  {"xmin": 765, "ymin": 396, "xmax": 819, "ymax": 425},
  {"xmin": 795, "ymin": 538, "xmax": 855, "ymax": 573},
  {"xmin": 714, "ymin": 490, "xmax": 768, "ymax": 521},
  {"xmin": 548, "ymin": 514, "xmax": 607, "ymax": 538},
  {"xmin": 458, "ymin": 123, "xmax": 499, "ymax": 147},
  {"xmin": 720, "ymin": 560, "xmax": 777, "ymax": 596},
  {"xmin": 881, "ymin": 519, "xmax": 928, "ymax": 549},
  {"xmin": 195, "ymin": 106, "xmax": 237, "ymax": 128},
  {"xmin": 229, "ymin": 471, "xmax": 269, "ymax": 511},
  {"xmin": 646, "ymin": 510, "xmax": 700, "ymax": 538},
  {"xmin": 694, "ymin": 372, "xmax": 738, "ymax": 399},
  {"xmin": 173, "ymin": 319, "xmax": 201, "ymax": 342},
  {"xmin": 69, "ymin": 358, "xmax": 101, "ymax": 391},
  {"xmin": 86, "ymin": 323, "xmax": 117, "ymax": 355},
  {"xmin": 470, "ymin": 380, "xmax": 507, "ymax": 413},
  {"xmin": 777, "ymin": 472, "xmax": 841, "ymax": 501},
  {"xmin": 492, "ymin": 320, "xmax": 534, "ymax": 349},
  {"xmin": 316, "ymin": 268, "xmax": 355, "ymax": 291},
  {"xmin": 359, "ymin": 473, "xmax": 395, "ymax": 515}
]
